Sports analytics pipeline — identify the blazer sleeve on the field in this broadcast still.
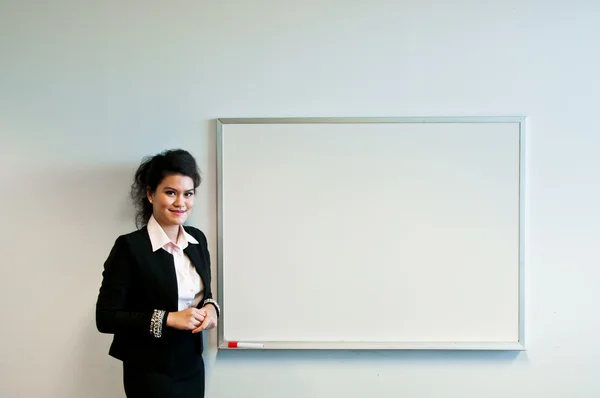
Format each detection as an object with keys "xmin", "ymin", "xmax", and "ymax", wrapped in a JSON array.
[
  {"xmin": 95, "ymin": 235, "xmax": 154, "ymax": 334},
  {"xmin": 195, "ymin": 228, "xmax": 214, "ymax": 303}
]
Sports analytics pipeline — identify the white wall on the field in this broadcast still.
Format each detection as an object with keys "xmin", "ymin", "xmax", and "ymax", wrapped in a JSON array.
[{"xmin": 1, "ymin": 1, "xmax": 599, "ymax": 397}]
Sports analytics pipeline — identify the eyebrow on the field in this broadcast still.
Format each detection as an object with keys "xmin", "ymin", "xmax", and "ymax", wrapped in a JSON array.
[{"xmin": 163, "ymin": 186, "xmax": 195, "ymax": 192}]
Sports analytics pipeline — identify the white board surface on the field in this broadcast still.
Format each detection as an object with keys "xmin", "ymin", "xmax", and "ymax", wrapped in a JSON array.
[{"xmin": 216, "ymin": 117, "xmax": 525, "ymax": 350}]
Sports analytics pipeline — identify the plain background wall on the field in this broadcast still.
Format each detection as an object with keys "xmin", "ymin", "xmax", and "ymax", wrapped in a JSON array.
[{"xmin": 0, "ymin": 1, "xmax": 599, "ymax": 397}]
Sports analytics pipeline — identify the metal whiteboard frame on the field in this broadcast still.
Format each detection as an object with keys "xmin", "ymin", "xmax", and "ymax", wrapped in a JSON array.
[{"xmin": 215, "ymin": 116, "xmax": 526, "ymax": 351}]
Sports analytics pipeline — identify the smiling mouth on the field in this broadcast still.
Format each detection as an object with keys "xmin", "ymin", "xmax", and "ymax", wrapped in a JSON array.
[{"xmin": 170, "ymin": 210, "xmax": 186, "ymax": 214}]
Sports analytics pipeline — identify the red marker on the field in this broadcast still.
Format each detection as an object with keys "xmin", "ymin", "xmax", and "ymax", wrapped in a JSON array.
[{"xmin": 228, "ymin": 341, "xmax": 265, "ymax": 348}]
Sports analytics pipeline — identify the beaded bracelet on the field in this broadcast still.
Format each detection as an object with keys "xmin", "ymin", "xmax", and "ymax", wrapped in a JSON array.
[
  {"xmin": 203, "ymin": 298, "xmax": 221, "ymax": 318},
  {"xmin": 149, "ymin": 309, "xmax": 166, "ymax": 338}
]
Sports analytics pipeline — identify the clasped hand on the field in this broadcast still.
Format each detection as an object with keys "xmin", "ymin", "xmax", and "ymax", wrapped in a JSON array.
[{"xmin": 166, "ymin": 306, "xmax": 217, "ymax": 333}]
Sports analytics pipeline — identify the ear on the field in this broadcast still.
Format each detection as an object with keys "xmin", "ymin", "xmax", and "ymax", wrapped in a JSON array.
[{"xmin": 146, "ymin": 188, "xmax": 154, "ymax": 204}]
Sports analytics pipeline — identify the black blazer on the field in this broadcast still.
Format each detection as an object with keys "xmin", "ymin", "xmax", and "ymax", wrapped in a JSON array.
[{"xmin": 95, "ymin": 225, "xmax": 213, "ymax": 372}]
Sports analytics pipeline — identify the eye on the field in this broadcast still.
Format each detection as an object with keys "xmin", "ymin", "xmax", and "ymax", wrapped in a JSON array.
[
  {"xmin": 165, "ymin": 190, "xmax": 176, "ymax": 196},
  {"xmin": 184, "ymin": 192, "xmax": 194, "ymax": 197}
]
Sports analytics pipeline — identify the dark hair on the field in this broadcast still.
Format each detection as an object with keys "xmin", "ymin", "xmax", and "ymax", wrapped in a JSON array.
[{"xmin": 130, "ymin": 148, "xmax": 201, "ymax": 228}]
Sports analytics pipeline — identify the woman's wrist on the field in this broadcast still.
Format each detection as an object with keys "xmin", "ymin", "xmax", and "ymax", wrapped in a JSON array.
[{"xmin": 202, "ymin": 298, "xmax": 220, "ymax": 318}]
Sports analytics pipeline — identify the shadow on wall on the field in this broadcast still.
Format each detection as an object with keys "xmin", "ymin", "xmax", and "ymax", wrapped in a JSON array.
[
  {"xmin": 65, "ymin": 163, "xmax": 138, "ymax": 398},
  {"xmin": 1, "ymin": 162, "xmax": 139, "ymax": 398},
  {"xmin": 214, "ymin": 346, "xmax": 524, "ymax": 364}
]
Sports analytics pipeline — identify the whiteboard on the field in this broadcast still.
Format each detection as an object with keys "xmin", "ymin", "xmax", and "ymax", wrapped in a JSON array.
[{"xmin": 216, "ymin": 117, "xmax": 525, "ymax": 350}]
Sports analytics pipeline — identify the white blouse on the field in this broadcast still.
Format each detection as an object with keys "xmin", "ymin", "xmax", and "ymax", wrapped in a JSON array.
[{"xmin": 147, "ymin": 215, "xmax": 204, "ymax": 311}]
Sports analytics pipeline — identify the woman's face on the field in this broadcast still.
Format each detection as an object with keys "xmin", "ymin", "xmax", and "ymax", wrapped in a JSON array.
[{"xmin": 147, "ymin": 174, "xmax": 195, "ymax": 228}]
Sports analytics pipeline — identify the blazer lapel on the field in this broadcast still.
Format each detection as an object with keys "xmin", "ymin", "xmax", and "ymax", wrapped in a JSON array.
[
  {"xmin": 137, "ymin": 228, "xmax": 179, "ymax": 311},
  {"xmin": 148, "ymin": 249, "xmax": 179, "ymax": 311}
]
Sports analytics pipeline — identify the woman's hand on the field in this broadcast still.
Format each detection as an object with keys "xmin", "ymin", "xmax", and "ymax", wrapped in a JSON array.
[
  {"xmin": 192, "ymin": 305, "xmax": 218, "ymax": 334},
  {"xmin": 166, "ymin": 308, "xmax": 205, "ymax": 331}
]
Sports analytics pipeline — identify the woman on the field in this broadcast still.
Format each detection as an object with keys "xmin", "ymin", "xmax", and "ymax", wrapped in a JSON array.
[{"xmin": 96, "ymin": 149, "xmax": 219, "ymax": 398}]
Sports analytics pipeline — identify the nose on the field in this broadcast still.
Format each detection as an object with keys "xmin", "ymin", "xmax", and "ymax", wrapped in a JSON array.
[{"xmin": 174, "ymin": 194, "xmax": 184, "ymax": 207}]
